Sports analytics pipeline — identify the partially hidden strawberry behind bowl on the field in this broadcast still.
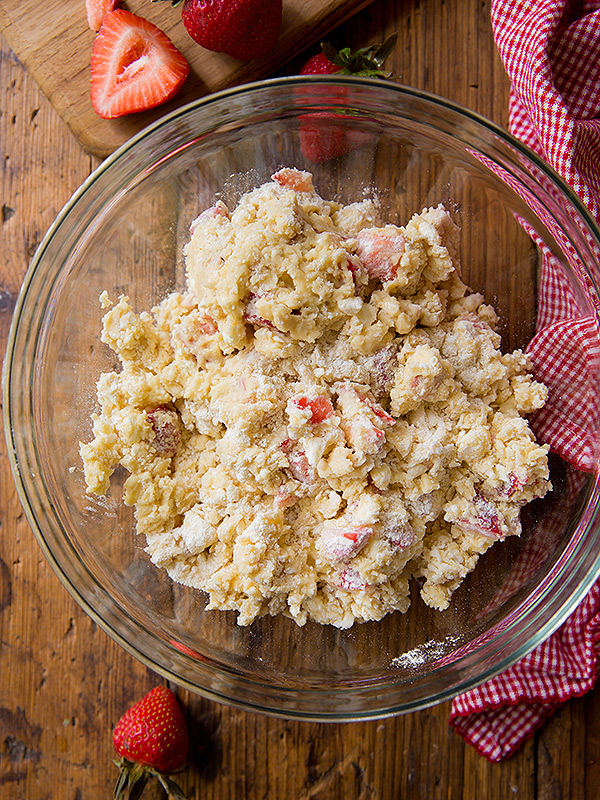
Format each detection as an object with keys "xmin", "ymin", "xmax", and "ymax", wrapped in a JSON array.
[{"xmin": 297, "ymin": 35, "xmax": 397, "ymax": 164}]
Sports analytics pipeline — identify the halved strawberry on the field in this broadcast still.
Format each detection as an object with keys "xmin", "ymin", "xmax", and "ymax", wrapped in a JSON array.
[
  {"xmin": 90, "ymin": 10, "xmax": 189, "ymax": 119},
  {"xmin": 85, "ymin": 0, "xmax": 119, "ymax": 32}
]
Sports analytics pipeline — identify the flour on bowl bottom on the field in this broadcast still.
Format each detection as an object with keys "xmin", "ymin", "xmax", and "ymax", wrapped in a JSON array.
[{"xmin": 80, "ymin": 168, "xmax": 551, "ymax": 629}]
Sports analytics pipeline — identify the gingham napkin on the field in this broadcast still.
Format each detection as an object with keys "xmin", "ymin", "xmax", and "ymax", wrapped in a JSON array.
[{"xmin": 449, "ymin": 0, "xmax": 600, "ymax": 761}]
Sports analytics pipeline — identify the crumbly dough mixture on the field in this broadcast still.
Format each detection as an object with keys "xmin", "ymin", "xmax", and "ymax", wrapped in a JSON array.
[{"xmin": 80, "ymin": 168, "xmax": 551, "ymax": 628}]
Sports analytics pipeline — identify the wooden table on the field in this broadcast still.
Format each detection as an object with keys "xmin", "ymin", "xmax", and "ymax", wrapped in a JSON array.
[{"xmin": 2, "ymin": 1, "xmax": 600, "ymax": 797}]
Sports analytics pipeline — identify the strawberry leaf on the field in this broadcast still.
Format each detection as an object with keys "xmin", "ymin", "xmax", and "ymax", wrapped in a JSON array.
[
  {"xmin": 113, "ymin": 759, "xmax": 150, "ymax": 800},
  {"xmin": 155, "ymin": 771, "xmax": 187, "ymax": 800},
  {"xmin": 320, "ymin": 33, "xmax": 397, "ymax": 78}
]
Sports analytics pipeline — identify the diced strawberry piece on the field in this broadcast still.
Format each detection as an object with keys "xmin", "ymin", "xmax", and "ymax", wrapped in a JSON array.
[
  {"xmin": 410, "ymin": 375, "xmax": 427, "ymax": 394},
  {"xmin": 457, "ymin": 496, "xmax": 504, "ymax": 539},
  {"xmin": 291, "ymin": 395, "xmax": 334, "ymax": 424},
  {"xmin": 272, "ymin": 168, "xmax": 314, "ymax": 192},
  {"xmin": 355, "ymin": 228, "xmax": 405, "ymax": 282},
  {"xmin": 172, "ymin": 310, "xmax": 218, "ymax": 359},
  {"xmin": 243, "ymin": 295, "xmax": 279, "ymax": 330},
  {"xmin": 504, "ymin": 470, "xmax": 528, "ymax": 498},
  {"xmin": 273, "ymin": 487, "xmax": 298, "ymax": 511},
  {"xmin": 179, "ymin": 309, "xmax": 217, "ymax": 337},
  {"xmin": 319, "ymin": 522, "xmax": 372, "ymax": 564},
  {"xmin": 346, "ymin": 253, "xmax": 363, "ymax": 275},
  {"xmin": 195, "ymin": 311, "xmax": 218, "ymax": 335},
  {"xmin": 358, "ymin": 392, "xmax": 396, "ymax": 426},
  {"xmin": 385, "ymin": 522, "xmax": 416, "ymax": 549},
  {"xmin": 86, "ymin": 0, "xmax": 119, "ymax": 32},
  {"xmin": 146, "ymin": 405, "xmax": 181, "ymax": 457},
  {"xmin": 338, "ymin": 567, "xmax": 369, "ymax": 592},
  {"xmin": 349, "ymin": 421, "xmax": 385, "ymax": 451},
  {"xmin": 90, "ymin": 10, "xmax": 189, "ymax": 119},
  {"xmin": 336, "ymin": 384, "xmax": 393, "ymax": 456},
  {"xmin": 367, "ymin": 345, "xmax": 398, "ymax": 396},
  {"xmin": 190, "ymin": 202, "xmax": 229, "ymax": 234},
  {"xmin": 280, "ymin": 439, "xmax": 314, "ymax": 484}
]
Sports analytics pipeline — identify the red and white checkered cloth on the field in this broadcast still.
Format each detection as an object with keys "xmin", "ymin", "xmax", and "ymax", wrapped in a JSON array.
[{"xmin": 449, "ymin": 0, "xmax": 600, "ymax": 761}]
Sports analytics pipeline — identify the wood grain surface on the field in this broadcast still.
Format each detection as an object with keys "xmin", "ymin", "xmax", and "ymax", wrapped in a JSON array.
[
  {"xmin": 3, "ymin": 1, "xmax": 600, "ymax": 798},
  {"xmin": 0, "ymin": 0, "xmax": 374, "ymax": 158}
]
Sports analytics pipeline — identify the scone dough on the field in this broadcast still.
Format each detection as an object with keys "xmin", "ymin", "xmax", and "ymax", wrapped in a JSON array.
[{"xmin": 80, "ymin": 168, "xmax": 550, "ymax": 628}]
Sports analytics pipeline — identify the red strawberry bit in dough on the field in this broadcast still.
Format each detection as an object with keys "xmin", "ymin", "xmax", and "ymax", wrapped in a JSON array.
[
  {"xmin": 344, "ymin": 251, "xmax": 368, "ymax": 290},
  {"xmin": 243, "ymin": 295, "xmax": 279, "ymax": 330},
  {"xmin": 358, "ymin": 393, "xmax": 396, "ymax": 426},
  {"xmin": 386, "ymin": 522, "xmax": 416, "ymax": 549},
  {"xmin": 193, "ymin": 310, "xmax": 218, "ymax": 335},
  {"xmin": 176, "ymin": 309, "xmax": 218, "ymax": 340},
  {"xmin": 349, "ymin": 421, "xmax": 385, "ymax": 452},
  {"xmin": 272, "ymin": 168, "xmax": 314, "ymax": 193},
  {"xmin": 368, "ymin": 345, "xmax": 398, "ymax": 396},
  {"xmin": 504, "ymin": 470, "xmax": 528, "ymax": 498},
  {"xmin": 355, "ymin": 228, "xmax": 406, "ymax": 282},
  {"xmin": 457, "ymin": 495, "xmax": 504, "ymax": 539},
  {"xmin": 190, "ymin": 202, "xmax": 229, "ymax": 233},
  {"xmin": 273, "ymin": 487, "xmax": 298, "ymax": 511},
  {"xmin": 280, "ymin": 438, "xmax": 315, "ymax": 484},
  {"xmin": 337, "ymin": 384, "xmax": 394, "ymax": 456},
  {"xmin": 338, "ymin": 567, "xmax": 369, "ymax": 592},
  {"xmin": 291, "ymin": 395, "xmax": 334, "ymax": 423},
  {"xmin": 147, "ymin": 406, "xmax": 181, "ymax": 457},
  {"xmin": 319, "ymin": 522, "xmax": 372, "ymax": 564}
]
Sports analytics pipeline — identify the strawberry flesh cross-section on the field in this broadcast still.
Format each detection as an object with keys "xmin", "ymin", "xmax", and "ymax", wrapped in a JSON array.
[
  {"xmin": 291, "ymin": 395, "xmax": 335, "ymax": 424},
  {"xmin": 90, "ymin": 9, "xmax": 189, "ymax": 119}
]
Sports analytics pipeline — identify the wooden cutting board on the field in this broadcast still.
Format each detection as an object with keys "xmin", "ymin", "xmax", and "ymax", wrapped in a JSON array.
[{"xmin": 0, "ymin": 0, "xmax": 374, "ymax": 158}]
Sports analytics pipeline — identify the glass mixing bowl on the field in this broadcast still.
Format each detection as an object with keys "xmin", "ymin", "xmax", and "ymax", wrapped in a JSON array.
[{"xmin": 4, "ymin": 77, "xmax": 600, "ymax": 719}]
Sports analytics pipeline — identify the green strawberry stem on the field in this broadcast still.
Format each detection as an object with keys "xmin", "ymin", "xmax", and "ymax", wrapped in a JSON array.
[
  {"xmin": 321, "ymin": 32, "xmax": 397, "ymax": 77},
  {"xmin": 113, "ymin": 757, "xmax": 186, "ymax": 800}
]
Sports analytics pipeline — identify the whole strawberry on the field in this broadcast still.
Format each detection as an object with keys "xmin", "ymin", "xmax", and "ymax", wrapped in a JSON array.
[
  {"xmin": 171, "ymin": 0, "xmax": 282, "ymax": 61},
  {"xmin": 113, "ymin": 686, "xmax": 188, "ymax": 800},
  {"xmin": 298, "ymin": 35, "xmax": 397, "ymax": 163}
]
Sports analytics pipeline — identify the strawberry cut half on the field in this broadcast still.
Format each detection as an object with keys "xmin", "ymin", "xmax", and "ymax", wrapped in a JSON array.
[
  {"xmin": 91, "ymin": 9, "xmax": 189, "ymax": 119},
  {"xmin": 86, "ymin": 0, "xmax": 119, "ymax": 32}
]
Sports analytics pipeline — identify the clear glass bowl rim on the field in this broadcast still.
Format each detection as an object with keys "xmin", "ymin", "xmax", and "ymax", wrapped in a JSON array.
[{"xmin": 4, "ymin": 75, "xmax": 600, "ymax": 719}]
